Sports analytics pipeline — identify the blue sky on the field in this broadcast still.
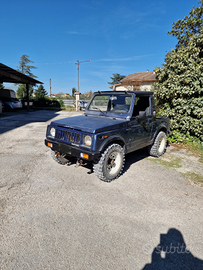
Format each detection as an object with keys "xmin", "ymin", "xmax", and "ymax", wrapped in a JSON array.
[{"xmin": 0, "ymin": 0, "xmax": 197, "ymax": 94}]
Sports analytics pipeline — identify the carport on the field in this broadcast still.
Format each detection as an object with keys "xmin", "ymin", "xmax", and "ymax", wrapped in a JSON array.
[{"xmin": 0, "ymin": 63, "xmax": 43, "ymax": 111}]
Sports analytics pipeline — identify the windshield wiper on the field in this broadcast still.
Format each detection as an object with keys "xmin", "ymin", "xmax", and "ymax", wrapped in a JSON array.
[{"xmin": 92, "ymin": 106, "xmax": 105, "ymax": 114}]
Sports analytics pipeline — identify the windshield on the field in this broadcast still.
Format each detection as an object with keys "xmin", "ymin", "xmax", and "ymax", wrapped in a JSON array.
[{"xmin": 88, "ymin": 93, "xmax": 132, "ymax": 114}]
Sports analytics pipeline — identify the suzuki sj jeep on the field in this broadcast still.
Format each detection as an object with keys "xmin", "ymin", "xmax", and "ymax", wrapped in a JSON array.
[{"xmin": 45, "ymin": 91, "xmax": 170, "ymax": 182}]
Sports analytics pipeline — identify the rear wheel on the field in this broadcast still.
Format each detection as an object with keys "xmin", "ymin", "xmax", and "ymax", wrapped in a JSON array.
[
  {"xmin": 93, "ymin": 144, "xmax": 125, "ymax": 182},
  {"xmin": 148, "ymin": 131, "xmax": 167, "ymax": 157}
]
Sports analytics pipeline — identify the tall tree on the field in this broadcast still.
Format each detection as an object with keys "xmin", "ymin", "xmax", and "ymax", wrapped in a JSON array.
[
  {"xmin": 16, "ymin": 55, "xmax": 37, "ymax": 98},
  {"xmin": 108, "ymin": 73, "xmax": 126, "ymax": 86},
  {"xmin": 17, "ymin": 54, "xmax": 37, "ymax": 78},
  {"xmin": 35, "ymin": 84, "xmax": 48, "ymax": 99},
  {"xmin": 168, "ymin": 0, "xmax": 203, "ymax": 48},
  {"xmin": 154, "ymin": 3, "xmax": 203, "ymax": 142}
]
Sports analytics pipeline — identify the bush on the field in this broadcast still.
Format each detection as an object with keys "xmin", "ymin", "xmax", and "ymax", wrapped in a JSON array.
[
  {"xmin": 22, "ymin": 97, "xmax": 61, "ymax": 108},
  {"xmin": 58, "ymin": 99, "xmax": 64, "ymax": 107},
  {"xmin": 154, "ymin": 32, "xmax": 203, "ymax": 142}
]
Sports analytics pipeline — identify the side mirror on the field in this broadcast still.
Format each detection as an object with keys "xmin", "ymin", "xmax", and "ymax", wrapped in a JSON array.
[{"xmin": 137, "ymin": 111, "xmax": 146, "ymax": 121}]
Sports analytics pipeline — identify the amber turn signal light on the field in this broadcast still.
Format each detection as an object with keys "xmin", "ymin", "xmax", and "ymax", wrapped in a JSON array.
[{"xmin": 47, "ymin": 142, "xmax": 52, "ymax": 148}]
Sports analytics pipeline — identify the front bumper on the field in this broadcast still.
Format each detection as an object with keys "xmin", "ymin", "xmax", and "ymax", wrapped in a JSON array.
[{"xmin": 45, "ymin": 138, "xmax": 100, "ymax": 162}]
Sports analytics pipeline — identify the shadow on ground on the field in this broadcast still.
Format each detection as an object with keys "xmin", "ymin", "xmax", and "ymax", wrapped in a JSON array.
[
  {"xmin": 142, "ymin": 228, "xmax": 203, "ymax": 269},
  {"xmin": 77, "ymin": 147, "xmax": 151, "ymax": 178},
  {"xmin": 0, "ymin": 109, "xmax": 61, "ymax": 134},
  {"xmin": 123, "ymin": 148, "xmax": 149, "ymax": 174}
]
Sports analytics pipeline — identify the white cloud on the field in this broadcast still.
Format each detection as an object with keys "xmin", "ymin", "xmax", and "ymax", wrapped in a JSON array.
[{"xmin": 93, "ymin": 54, "xmax": 157, "ymax": 62}]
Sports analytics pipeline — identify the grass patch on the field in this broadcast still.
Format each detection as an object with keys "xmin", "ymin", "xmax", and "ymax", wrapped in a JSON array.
[
  {"xmin": 187, "ymin": 142, "xmax": 203, "ymax": 163},
  {"xmin": 150, "ymin": 157, "xmax": 182, "ymax": 168},
  {"xmin": 170, "ymin": 141, "xmax": 203, "ymax": 164},
  {"xmin": 59, "ymin": 106, "xmax": 76, "ymax": 111},
  {"xmin": 182, "ymin": 172, "xmax": 203, "ymax": 183}
]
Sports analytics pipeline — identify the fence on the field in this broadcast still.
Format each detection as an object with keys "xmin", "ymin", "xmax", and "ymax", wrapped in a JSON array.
[
  {"xmin": 63, "ymin": 100, "xmax": 75, "ymax": 106},
  {"xmin": 62, "ymin": 100, "xmax": 90, "ymax": 106}
]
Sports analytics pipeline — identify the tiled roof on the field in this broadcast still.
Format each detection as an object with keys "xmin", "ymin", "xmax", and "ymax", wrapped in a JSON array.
[{"xmin": 121, "ymin": 71, "xmax": 157, "ymax": 83}]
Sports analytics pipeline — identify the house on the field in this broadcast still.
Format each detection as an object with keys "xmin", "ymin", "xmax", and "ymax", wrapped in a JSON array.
[
  {"xmin": 110, "ymin": 71, "xmax": 157, "ymax": 91},
  {"xmin": 63, "ymin": 93, "xmax": 71, "ymax": 98},
  {"xmin": 50, "ymin": 94, "xmax": 58, "ymax": 98}
]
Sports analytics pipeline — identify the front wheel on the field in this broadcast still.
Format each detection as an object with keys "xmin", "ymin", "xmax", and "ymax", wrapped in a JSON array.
[
  {"xmin": 148, "ymin": 131, "xmax": 167, "ymax": 157},
  {"xmin": 93, "ymin": 144, "xmax": 125, "ymax": 182}
]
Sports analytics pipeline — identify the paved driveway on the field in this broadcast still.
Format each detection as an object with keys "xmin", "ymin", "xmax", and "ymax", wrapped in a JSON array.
[{"xmin": 0, "ymin": 110, "xmax": 203, "ymax": 269}]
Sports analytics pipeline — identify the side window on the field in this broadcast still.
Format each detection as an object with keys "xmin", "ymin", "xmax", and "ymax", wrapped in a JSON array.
[{"xmin": 132, "ymin": 96, "xmax": 150, "ymax": 117}]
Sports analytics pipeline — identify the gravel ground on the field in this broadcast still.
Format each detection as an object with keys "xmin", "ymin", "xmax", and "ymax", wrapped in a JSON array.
[{"xmin": 0, "ymin": 110, "xmax": 203, "ymax": 270}]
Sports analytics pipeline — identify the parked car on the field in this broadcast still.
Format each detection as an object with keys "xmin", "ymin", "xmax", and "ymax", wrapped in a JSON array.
[
  {"xmin": 45, "ymin": 90, "xmax": 170, "ymax": 182},
  {"xmin": 79, "ymin": 100, "xmax": 88, "ymax": 110},
  {"xmin": 0, "ymin": 100, "xmax": 4, "ymax": 112},
  {"xmin": 0, "ymin": 97, "xmax": 22, "ymax": 111}
]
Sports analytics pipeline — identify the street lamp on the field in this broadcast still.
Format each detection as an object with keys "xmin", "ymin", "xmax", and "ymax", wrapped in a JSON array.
[{"xmin": 75, "ymin": 60, "xmax": 91, "ymax": 111}]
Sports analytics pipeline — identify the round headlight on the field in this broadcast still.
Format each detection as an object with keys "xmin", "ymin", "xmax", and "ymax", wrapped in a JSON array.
[
  {"xmin": 50, "ymin": 127, "xmax": 56, "ymax": 137},
  {"xmin": 84, "ymin": 135, "xmax": 92, "ymax": 146}
]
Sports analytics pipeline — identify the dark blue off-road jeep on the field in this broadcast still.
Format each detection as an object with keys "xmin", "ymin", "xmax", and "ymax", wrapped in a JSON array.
[{"xmin": 45, "ymin": 91, "xmax": 170, "ymax": 182}]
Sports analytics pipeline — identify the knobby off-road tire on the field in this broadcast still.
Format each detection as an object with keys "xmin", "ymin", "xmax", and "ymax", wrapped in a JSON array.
[
  {"xmin": 149, "ymin": 131, "xmax": 167, "ymax": 157},
  {"xmin": 93, "ymin": 144, "xmax": 125, "ymax": 182},
  {"xmin": 50, "ymin": 149, "xmax": 71, "ymax": 165}
]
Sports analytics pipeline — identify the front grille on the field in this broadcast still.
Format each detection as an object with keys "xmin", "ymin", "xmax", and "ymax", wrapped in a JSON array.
[{"xmin": 55, "ymin": 128, "xmax": 81, "ymax": 145}]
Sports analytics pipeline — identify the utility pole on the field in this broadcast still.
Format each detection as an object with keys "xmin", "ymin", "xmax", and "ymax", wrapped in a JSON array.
[
  {"xmin": 49, "ymin": 78, "xmax": 51, "ymax": 97},
  {"xmin": 75, "ymin": 60, "xmax": 91, "ymax": 93},
  {"xmin": 75, "ymin": 60, "xmax": 91, "ymax": 111}
]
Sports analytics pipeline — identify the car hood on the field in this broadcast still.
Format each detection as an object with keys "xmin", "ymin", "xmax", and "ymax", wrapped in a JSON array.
[{"xmin": 51, "ymin": 115, "xmax": 127, "ymax": 133}]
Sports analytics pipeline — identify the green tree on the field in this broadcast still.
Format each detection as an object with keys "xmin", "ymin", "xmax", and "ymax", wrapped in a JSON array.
[
  {"xmin": 17, "ymin": 54, "xmax": 37, "ymax": 78},
  {"xmin": 0, "ymin": 83, "xmax": 4, "ymax": 89},
  {"xmin": 168, "ymin": 1, "xmax": 203, "ymax": 48},
  {"xmin": 154, "ymin": 32, "xmax": 203, "ymax": 142},
  {"xmin": 16, "ymin": 55, "xmax": 37, "ymax": 98},
  {"xmin": 80, "ymin": 90, "xmax": 93, "ymax": 100},
  {"xmin": 154, "ymin": 1, "xmax": 203, "ymax": 143},
  {"xmin": 56, "ymin": 92, "xmax": 65, "ymax": 99},
  {"xmin": 108, "ymin": 73, "xmax": 126, "ymax": 86},
  {"xmin": 35, "ymin": 84, "xmax": 48, "ymax": 99},
  {"xmin": 16, "ymin": 84, "xmax": 26, "ymax": 99},
  {"xmin": 72, "ymin": 87, "xmax": 76, "ymax": 98}
]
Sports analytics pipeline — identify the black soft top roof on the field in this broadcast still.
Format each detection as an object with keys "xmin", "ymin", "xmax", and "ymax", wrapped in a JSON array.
[{"xmin": 95, "ymin": 90, "xmax": 154, "ymax": 96}]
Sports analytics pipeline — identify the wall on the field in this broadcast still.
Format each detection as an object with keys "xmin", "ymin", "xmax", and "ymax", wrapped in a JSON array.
[{"xmin": 113, "ymin": 82, "xmax": 154, "ymax": 91}]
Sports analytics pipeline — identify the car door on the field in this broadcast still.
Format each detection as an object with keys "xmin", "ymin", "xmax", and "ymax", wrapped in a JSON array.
[
  {"xmin": 126, "ymin": 117, "xmax": 150, "ymax": 151},
  {"xmin": 126, "ymin": 95, "xmax": 152, "ymax": 151}
]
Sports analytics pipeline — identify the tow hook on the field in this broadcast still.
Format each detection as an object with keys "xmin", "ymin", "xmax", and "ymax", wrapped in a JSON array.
[
  {"xmin": 75, "ymin": 158, "xmax": 83, "ymax": 167},
  {"xmin": 55, "ymin": 151, "xmax": 60, "ymax": 158},
  {"xmin": 75, "ymin": 158, "xmax": 87, "ymax": 168},
  {"xmin": 55, "ymin": 151, "xmax": 71, "ymax": 166}
]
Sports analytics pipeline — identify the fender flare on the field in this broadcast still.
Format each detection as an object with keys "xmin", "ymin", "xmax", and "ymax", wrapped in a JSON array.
[
  {"xmin": 152, "ymin": 124, "xmax": 168, "ymax": 143},
  {"xmin": 99, "ymin": 135, "xmax": 127, "ymax": 153}
]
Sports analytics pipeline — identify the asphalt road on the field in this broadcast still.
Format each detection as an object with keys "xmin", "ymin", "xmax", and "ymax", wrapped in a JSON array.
[{"xmin": 0, "ymin": 110, "xmax": 203, "ymax": 270}]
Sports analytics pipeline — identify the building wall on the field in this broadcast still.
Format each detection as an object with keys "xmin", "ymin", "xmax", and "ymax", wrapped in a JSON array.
[
  {"xmin": 113, "ymin": 82, "xmax": 154, "ymax": 91},
  {"xmin": 113, "ymin": 85, "xmax": 133, "ymax": 91},
  {"xmin": 139, "ymin": 82, "xmax": 154, "ymax": 91}
]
